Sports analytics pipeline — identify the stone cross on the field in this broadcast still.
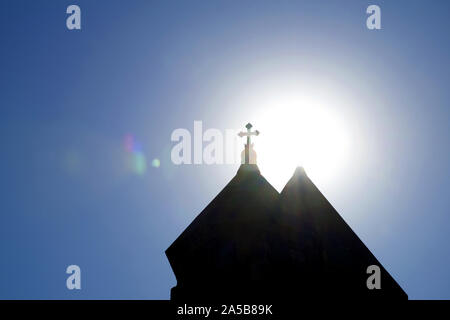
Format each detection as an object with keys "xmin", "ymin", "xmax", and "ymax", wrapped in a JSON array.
[{"xmin": 238, "ymin": 123, "xmax": 260, "ymax": 164}]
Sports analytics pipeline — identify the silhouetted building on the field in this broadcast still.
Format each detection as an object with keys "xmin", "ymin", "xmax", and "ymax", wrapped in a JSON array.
[
  {"xmin": 166, "ymin": 124, "xmax": 407, "ymax": 301},
  {"xmin": 166, "ymin": 164, "xmax": 280, "ymax": 301},
  {"xmin": 276, "ymin": 166, "xmax": 406, "ymax": 299}
]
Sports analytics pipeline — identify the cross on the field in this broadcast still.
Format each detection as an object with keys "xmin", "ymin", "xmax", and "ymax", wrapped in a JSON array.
[{"xmin": 238, "ymin": 123, "xmax": 260, "ymax": 164}]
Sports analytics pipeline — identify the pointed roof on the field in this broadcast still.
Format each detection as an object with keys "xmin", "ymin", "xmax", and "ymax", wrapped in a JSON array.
[
  {"xmin": 166, "ymin": 164, "xmax": 280, "ymax": 300},
  {"xmin": 278, "ymin": 167, "xmax": 407, "ymax": 299},
  {"xmin": 165, "ymin": 164, "xmax": 407, "ymax": 301}
]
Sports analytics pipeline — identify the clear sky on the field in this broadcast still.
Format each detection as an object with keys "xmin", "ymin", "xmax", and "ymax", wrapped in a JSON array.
[{"xmin": 1, "ymin": 0, "xmax": 449, "ymax": 299}]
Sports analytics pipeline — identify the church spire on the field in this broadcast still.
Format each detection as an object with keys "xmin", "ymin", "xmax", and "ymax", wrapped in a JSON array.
[{"xmin": 238, "ymin": 123, "xmax": 259, "ymax": 164}]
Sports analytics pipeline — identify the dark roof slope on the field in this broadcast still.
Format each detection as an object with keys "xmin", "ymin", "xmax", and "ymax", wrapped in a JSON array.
[
  {"xmin": 166, "ymin": 164, "xmax": 280, "ymax": 300},
  {"xmin": 165, "ymin": 165, "xmax": 407, "ymax": 301},
  {"xmin": 277, "ymin": 167, "xmax": 407, "ymax": 299}
]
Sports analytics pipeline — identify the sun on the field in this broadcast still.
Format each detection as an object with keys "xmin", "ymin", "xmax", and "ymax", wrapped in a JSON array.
[
  {"xmin": 250, "ymin": 95, "xmax": 351, "ymax": 192},
  {"xmin": 225, "ymin": 75, "xmax": 355, "ymax": 191}
]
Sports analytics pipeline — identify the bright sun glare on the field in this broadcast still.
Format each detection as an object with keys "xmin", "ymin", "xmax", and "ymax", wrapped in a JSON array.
[{"xmin": 248, "ymin": 94, "xmax": 351, "ymax": 191}]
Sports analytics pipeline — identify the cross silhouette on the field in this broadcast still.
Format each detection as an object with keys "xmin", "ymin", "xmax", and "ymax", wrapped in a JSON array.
[{"xmin": 238, "ymin": 123, "xmax": 260, "ymax": 164}]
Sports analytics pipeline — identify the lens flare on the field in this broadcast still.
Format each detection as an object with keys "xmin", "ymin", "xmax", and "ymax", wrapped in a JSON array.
[
  {"xmin": 124, "ymin": 134, "xmax": 147, "ymax": 175},
  {"xmin": 152, "ymin": 158, "xmax": 161, "ymax": 168},
  {"xmin": 133, "ymin": 152, "xmax": 147, "ymax": 175}
]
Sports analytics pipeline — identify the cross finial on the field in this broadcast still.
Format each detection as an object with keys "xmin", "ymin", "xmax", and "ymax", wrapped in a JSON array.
[{"xmin": 238, "ymin": 123, "xmax": 260, "ymax": 164}]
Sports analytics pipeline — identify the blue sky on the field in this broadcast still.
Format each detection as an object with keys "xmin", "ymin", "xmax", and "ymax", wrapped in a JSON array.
[{"xmin": 0, "ymin": 0, "xmax": 449, "ymax": 299}]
